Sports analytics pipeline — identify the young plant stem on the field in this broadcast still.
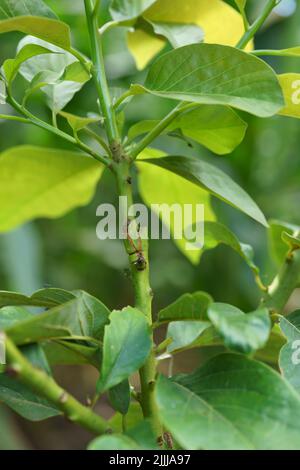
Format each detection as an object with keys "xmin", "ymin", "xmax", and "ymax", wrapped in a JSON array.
[
  {"xmin": 0, "ymin": 114, "xmax": 28, "ymax": 123},
  {"xmin": 84, "ymin": 0, "xmax": 119, "ymax": 145},
  {"xmin": 5, "ymin": 336, "xmax": 111, "ymax": 435},
  {"xmin": 236, "ymin": 0, "xmax": 279, "ymax": 49},
  {"xmin": 262, "ymin": 250, "xmax": 300, "ymax": 313},
  {"xmin": 113, "ymin": 160, "xmax": 163, "ymax": 440},
  {"xmin": 130, "ymin": 103, "xmax": 198, "ymax": 160}
]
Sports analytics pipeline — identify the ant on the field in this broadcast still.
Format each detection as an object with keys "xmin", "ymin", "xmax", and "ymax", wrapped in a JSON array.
[{"xmin": 126, "ymin": 221, "xmax": 147, "ymax": 272}]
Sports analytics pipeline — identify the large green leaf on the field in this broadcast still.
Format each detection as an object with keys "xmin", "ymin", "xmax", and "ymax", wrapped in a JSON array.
[
  {"xmin": 279, "ymin": 311, "xmax": 300, "ymax": 393},
  {"xmin": 0, "ymin": 146, "xmax": 103, "ymax": 232},
  {"xmin": 158, "ymin": 291, "xmax": 212, "ymax": 323},
  {"xmin": 97, "ymin": 307, "xmax": 152, "ymax": 392},
  {"xmin": 137, "ymin": 148, "xmax": 216, "ymax": 265},
  {"xmin": 133, "ymin": 44, "xmax": 284, "ymax": 117},
  {"xmin": 0, "ymin": 0, "xmax": 71, "ymax": 49},
  {"xmin": 156, "ymin": 354, "xmax": 300, "ymax": 449},
  {"xmin": 129, "ymin": 105, "xmax": 247, "ymax": 155},
  {"xmin": 207, "ymin": 303, "xmax": 271, "ymax": 354},
  {"xmin": 110, "ymin": 0, "xmax": 156, "ymax": 21},
  {"xmin": 143, "ymin": 155, "xmax": 267, "ymax": 226},
  {"xmin": 4, "ymin": 292, "xmax": 110, "ymax": 345}
]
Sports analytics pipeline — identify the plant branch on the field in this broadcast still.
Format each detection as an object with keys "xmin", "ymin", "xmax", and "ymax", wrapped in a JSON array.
[
  {"xmin": 236, "ymin": 0, "xmax": 279, "ymax": 50},
  {"xmin": 130, "ymin": 103, "xmax": 197, "ymax": 160},
  {"xmin": 262, "ymin": 250, "xmax": 300, "ymax": 313},
  {"xmin": 5, "ymin": 336, "xmax": 111, "ymax": 435},
  {"xmin": 0, "ymin": 114, "xmax": 29, "ymax": 123},
  {"xmin": 251, "ymin": 49, "xmax": 299, "ymax": 57},
  {"xmin": 84, "ymin": 0, "xmax": 119, "ymax": 145},
  {"xmin": 8, "ymin": 95, "xmax": 109, "ymax": 166}
]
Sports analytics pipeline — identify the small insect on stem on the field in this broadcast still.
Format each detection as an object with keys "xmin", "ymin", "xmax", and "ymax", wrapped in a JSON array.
[{"xmin": 127, "ymin": 221, "xmax": 147, "ymax": 272}]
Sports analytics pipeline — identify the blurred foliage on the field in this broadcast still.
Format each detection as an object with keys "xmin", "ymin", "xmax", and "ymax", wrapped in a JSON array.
[{"xmin": 0, "ymin": 0, "xmax": 300, "ymax": 449}]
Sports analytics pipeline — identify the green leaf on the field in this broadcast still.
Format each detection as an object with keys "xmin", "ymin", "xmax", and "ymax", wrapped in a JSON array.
[
  {"xmin": 2, "ymin": 44, "xmax": 54, "ymax": 85},
  {"xmin": 0, "ymin": 288, "xmax": 75, "ymax": 309},
  {"xmin": 129, "ymin": 105, "xmax": 247, "ymax": 155},
  {"xmin": 4, "ymin": 292, "xmax": 110, "ymax": 345},
  {"xmin": 127, "ymin": 0, "xmax": 252, "ymax": 70},
  {"xmin": 278, "ymin": 74, "xmax": 300, "ymax": 119},
  {"xmin": 0, "ymin": 0, "xmax": 71, "ymax": 50},
  {"xmin": 268, "ymin": 219, "xmax": 300, "ymax": 265},
  {"xmin": 108, "ymin": 379, "xmax": 131, "ymax": 415},
  {"xmin": 97, "ymin": 307, "xmax": 152, "ymax": 392},
  {"xmin": 0, "ymin": 373, "xmax": 61, "ymax": 421},
  {"xmin": 0, "ymin": 146, "xmax": 103, "ymax": 232},
  {"xmin": 207, "ymin": 303, "xmax": 271, "ymax": 354},
  {"xmin": 156, "ymin": 353, "xmax": 300, "ymax": 450},
  {"xmin": 158, "ymin": 291, "xmax": 212, "ymax": 323},
  {"xmin": 110, "ymin": 0, "xmax": 156, "ymax": 21},
  {"xmin": 135, "ymin": 44, "xmax": 283, "ymax": 117},
  {"xmin": 148, "ymin": 21, "xmax": 204, "ymax": 48},
  {"xmin": 59, "ymin": 111, "xmax": 102, "ymax": 133},
  {"xmin": 279, "ymin": 311, "xmax": 300, "ymax": 393},
  {"xmin": 137, "ymin": 148, "xmax": 216, "ymax": 265},
  {"xmin": 143, "ymin": 155, "xmax": 268, "ymax": 226},
  {"xmin": 166, "ymin": 321, "xmax": 216, "ymax": 353}
]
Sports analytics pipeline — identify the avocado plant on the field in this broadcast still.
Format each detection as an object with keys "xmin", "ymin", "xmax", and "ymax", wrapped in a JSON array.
[{"xmin": 1, "ymin": 0, "xmax": 300, "ymax": 450}]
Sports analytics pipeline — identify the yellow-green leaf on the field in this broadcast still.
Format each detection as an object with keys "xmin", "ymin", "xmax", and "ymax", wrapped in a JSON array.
[
  {"xmin": 0, "ymin": 146, "xmax": 103, "ymax": 232},
  {"xmin": 278, "ymin": 73, "xmax": 300, "ymax": 119}
]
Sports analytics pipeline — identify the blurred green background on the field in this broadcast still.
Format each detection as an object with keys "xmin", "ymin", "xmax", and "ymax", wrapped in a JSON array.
[{"xmin": 0, "ymin": 0, "xmax": 300, "ymax": 449}]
